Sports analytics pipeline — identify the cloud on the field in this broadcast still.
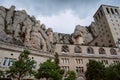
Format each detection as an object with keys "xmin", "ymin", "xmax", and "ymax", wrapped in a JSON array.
[
  {"xmin": 0, "ymin": 0, "xmax": 120, "ymax": 34},
  {"xmin": 37, "ymin": 9, "xmax": 93, "ymax": 33}
]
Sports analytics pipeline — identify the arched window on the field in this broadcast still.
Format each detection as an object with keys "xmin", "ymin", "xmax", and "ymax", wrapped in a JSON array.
[
  {"xmin": 99, "ymin": 48, "xmax": 106, "ymax": 54},
  {"xmin": 74, "ymin": 45, "xmax": 82, "ymax": 53},
  {"xmin": 87, "ymin": 47, "xmax": 94, "ymax": 54},
  {"xmin": 110, "ymin": 48, "xmax": 117, "ymax": 55},
  {"xmin": 61, "ymin": 45, "xmax": 69, "ymax": 52},
  {"xmin": 111, "ymin": 8, "xmax": 114, "ymax": 14},
  {"xmin": 115, "ymin": 9, "xmax": 119, "ymax": 15}
]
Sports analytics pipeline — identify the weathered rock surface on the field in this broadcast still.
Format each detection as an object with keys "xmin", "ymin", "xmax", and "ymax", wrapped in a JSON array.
[
  {"xmin": 73, "ymin": 25, "xmax": 93, "ymax": 44},
  {"xmin": 0, "ymin": 5, "xmax": 95, "ymax": 52},
  {"xmin": 0, "ymin": 5, "xmax": 52, "ymax": 52},
  {"xmin": 53, "ymin": 32, "xmax": 74, "ymax": 44}
]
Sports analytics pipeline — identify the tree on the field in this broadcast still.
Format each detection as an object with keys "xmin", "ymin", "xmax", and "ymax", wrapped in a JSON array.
[
  {"xmin": 54, "ymin": 52, "xmax": 59, "ymax": 65},
  {"xmin": 0, "ymin": 70, "xmax": 5, "ymax": 78},
  {"xmin": 35, "ymin": 59, "xmax": 62, "ymax": 80},
  {"xmin": 64, "ymin": 70, "xmax": 76, "ymax": 80},
  {"xmin": 105, "ymin": 63, "xmax": 120, "ymax": 80},
  {"xmin": 6, "ymin": 50, "xmax": 35, "ymax": 80},
  {"xmin": 85, "ymin": 60, "xmax": 105, "ymax": 80}
]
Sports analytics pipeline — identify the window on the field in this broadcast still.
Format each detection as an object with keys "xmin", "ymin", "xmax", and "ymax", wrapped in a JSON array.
[
  {"xmin": 111, "ymin": 19, "xmax": 113, "ymax": 22},
  {"xmin": 113, "ymin": 60, "xmax": 119, "ymax": 64},
  {"xmin": 101, "ymin": 60, "xmax": 108, "ymax": 65},
  {"xmin": 62, "ymin": 58, "xmax": 69, "ymax": 64},
  {"xmin": 99, "ymin": 48, "xmax": 106, "ymax": 54},
  {"xmin": 87, "ymin": 47, "xmax": 94, "ymax": 54},
  {"xmin": 8, "ymin": 58, "xmax": 12, "ymax": 66},
  {"xmin": 101, "ymin": 39, "xmax": 103, "ymax": 42},
  {"xmin": 115, "ymin": 9, "xmax": 119, "ymax": 15},
  {"xmin": 2, "ymin": 57, "xmax": 15, "ymax": 67},
  {"xmin": 76, "ymin": 67, "xmax": 84, "ymax": 73},
  {"xmin": 98, "ymin": 13, "xmax": 100, "ymax": 19},
  {"xmin": 116, "ymin": 32, "xmax": 119, "ymax": 35},
  {"xmin": 110, "ymin": 48, "xmax": 117, "ymax": 55},
  {"xmin": 100, "ymin": 10, "xmax": 103, "ymax": 16},
  {"xmin": 74, "ymin": 45, "xmax": 82, "ymax": 53},
  {"xmin": 111, "ymin": 8, "xmax": 114, "ymax": 14},
  {"xmin": 95, "ymin": 16, "xmax": 98, "ymax": 21},
  {"xmin": 95, "ymin": 42, "xmax": 98, "ymax": 46},
  {"xmin": 114, "ymin": 28, "xmax": 116, "ymax": 30},
  {"xmin": 109, "ymin": 40, "xmax": 111, "ymax": 43},
  {"xmin": 76, "ymin": 59, "xmax": 83, "ymax": 64},
  {"xmin": 61, "ymin": 45, "xmax": 69, "ymax": 52},
  {"xmin": 2, "ymin": 57, "xmax": 8, "ymax": 66},
  {"xmin": 116, "ymin": 20, "xmax": 118, "ymax": 22},
  {"xmin": 118, "ymin": 24, "xmax": 120, "ymax": 26},
  {"xmin": 106, "ymin": 8, "xmax": 110, "ymax": 13},
  {"xmin": 61, "ymin": 66, "xmax": 69, "ymax": 71}
]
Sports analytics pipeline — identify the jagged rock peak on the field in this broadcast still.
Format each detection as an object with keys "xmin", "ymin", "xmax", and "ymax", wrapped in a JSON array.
[{"xmin": 0, "ymin": 5, "xmax": 53, "ymax": 52}]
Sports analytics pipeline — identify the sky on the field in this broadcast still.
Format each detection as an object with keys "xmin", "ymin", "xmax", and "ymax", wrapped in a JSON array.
[{"xmin": 0, "ymin": 0, "xmax": 120, "ymax": 33}]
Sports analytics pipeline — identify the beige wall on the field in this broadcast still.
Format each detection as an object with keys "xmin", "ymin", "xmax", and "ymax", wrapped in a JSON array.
[
  {"xmin": 90, "ymin": 5, "xmax": 120, "ymax": 47},
  {"xmin": 0, "ymin": 43, "xmax": 54, "ymax": 71},
  {"xmin": 55, "ymin": 43, "xmax": 120, "ymax": 77}
]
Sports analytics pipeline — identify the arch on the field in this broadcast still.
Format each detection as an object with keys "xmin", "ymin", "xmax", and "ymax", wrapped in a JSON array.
[
  {"xmin": 61, "ymin": 45, "xmax": 69, "ymax": 52},
  {"xmin": 87, "ymin": 47, "xmax": 94, "ymax": 54},
  {"xmin": 111, "ymin": 8, "xmax": 114, "ymax": 14},
  {"xmin": 99, "ymin": 48, "xmax": 106, "ymax": 54},
  {"xmin": 74, "ymin": 45, "xmax": 82, "ymax": 53},
  {"xmin": 110, "ymin": 48, "xmax": 117, "ymax": 55}
]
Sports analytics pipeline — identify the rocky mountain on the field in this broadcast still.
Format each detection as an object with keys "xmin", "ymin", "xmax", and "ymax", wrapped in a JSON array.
[{"xmin": 0, "ymin": 5, "xmax": 95, "ymax": 52}]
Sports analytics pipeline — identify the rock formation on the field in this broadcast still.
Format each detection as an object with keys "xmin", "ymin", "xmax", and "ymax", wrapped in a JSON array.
[
  {"xmin": 0, "ymin": 5, "xmax": 52, "ymax": 52},
  {"xmin": 73, "ymin": 25, "xmax": 93, "ymax": 44},
  {"xmin": 0, "ymin": 5, "xmax": 95, "ymax": 52}
]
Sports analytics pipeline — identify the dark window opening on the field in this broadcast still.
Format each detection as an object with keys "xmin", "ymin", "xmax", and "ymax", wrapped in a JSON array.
[
  {"xmin": 99, "ymin": 48, "xmax": 106, "ymax": 54},
  {"xmin": 100, "ymin": 10, "xmax": 103, "ymax": 16},
  {"xmin": 109, "ymin": 40, "xmax": 111, "ymax": 43},
  {"xmin": 115, "ymin": 9, "xmax": 119, "ymax": 15},
  {"xmin": 106, "ymin": 8, "xmax": 110, "ymax": 13},
  {"xmin": 98, "ymin": 13, "xmax": 100, "ymax": 19},
  {"xmin": 95, "ymin": 42, "xmax": 98, "ymax": 46},
  {"xmin": 111, "ymin": 8, "xmax": 114, "ymax": 14}
]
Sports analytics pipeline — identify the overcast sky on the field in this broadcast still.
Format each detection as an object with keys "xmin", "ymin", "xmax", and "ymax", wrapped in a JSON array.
[{"xmin": 0, "ymin": 0, "xmax": 120, "ymax": 33}]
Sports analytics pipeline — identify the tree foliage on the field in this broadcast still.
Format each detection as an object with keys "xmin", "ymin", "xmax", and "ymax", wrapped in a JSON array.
[
  {"xmin": 85, "ymin": 60, "xmax": 105, "ymax": 80},
  {"xmin": 64, "ymin": 70, "xmax": 76, "ymax": 80},
  {"xmin": 35, "ymin": 59, "xmax": 62, "ymax": 80},
  {"xmin": 6, "ymin": 50, "xmax": 35, "ymax": 80},
  {"xmin": 0, "ymin": 70, "xmax": 5, "ymax": 78},
  {"xmin": 54, "ymin": 52, "xmax": 59, "ymax": 65},
  {"xmin": 105, "ymin": 63, "xmax": 120, "ymax": 80}
]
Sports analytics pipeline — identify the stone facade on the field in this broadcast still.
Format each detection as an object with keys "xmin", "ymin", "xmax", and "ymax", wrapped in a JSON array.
[
  {"xmin": 89, "ymin": 5, "xmax": 120, "ymax": 47},
  {"xmin": 0, "ymin": 5, "xmax": 120, "ymax": 80}
]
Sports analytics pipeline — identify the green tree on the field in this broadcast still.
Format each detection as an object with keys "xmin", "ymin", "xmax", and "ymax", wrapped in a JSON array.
[
  {"xmin": 0, "ymin": 70, "xmax": 5, "ymax": 78},
  {"xmin": 35, "ymin": 59, "xmax": 62, "ymax": 80},
  {"xmin": 6, "ymin": 50, "xmax": 35, "ymax": 80},
  {"xmin": 64, "ymin": 70, "xmax": 76, "ymax": 80},
  {"xmin": 105, "ymin": 63, "xmax": 120, "ymax": 80},
  {"xmin": 54, "ymin": 52, "xmax": 59, "ymax": 65},
  {"xmin": 54, "ymin": 52, "xmax": 64, "ymax": 75},
  {"xmin": 85, "ymin": 60, "xmax": 105, "ymax": 80}
]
